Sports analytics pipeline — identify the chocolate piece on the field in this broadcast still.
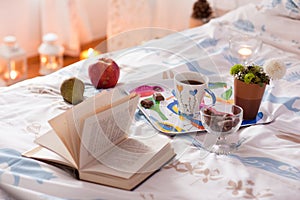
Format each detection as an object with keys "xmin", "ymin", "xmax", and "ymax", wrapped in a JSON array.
[
  {"xmin": 203, "ymin": 108, "xmax": 240, "ymax": 132},
  {"xmin": 141, "ymin": 99, "xmax": 154, "ymax": 109},
  {"xmin": 218, "ymin": 119, "xmax": 233, "ymax": 132},
  {"xmin": 153, "ymin": 92, "xmax": 165, "ymax": 101}
]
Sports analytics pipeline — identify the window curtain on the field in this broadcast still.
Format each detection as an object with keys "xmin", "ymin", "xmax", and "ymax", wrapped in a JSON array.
[
  {"xmin": 0, "ymin": 0, "xmax": 263, "ymax": 57},
  {"xmin": 106, "ymin": 0, "xmax": 264, "ymax": 52},
  {"xmin": 0, "ymin": 0, "xmax": 41, "ymax": 57},
  {"xmin": 106, "ymin": 0, "xmax": 195, "ymax": 52},
  {"xmin": 40, "ymin": 0, "xmax": 93, "ymax": 56}
]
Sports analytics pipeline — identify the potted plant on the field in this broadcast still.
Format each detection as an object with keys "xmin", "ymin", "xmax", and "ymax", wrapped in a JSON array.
[{"xmin": 230, "ymin": 60, "xmax": 286, "ymax": 120}]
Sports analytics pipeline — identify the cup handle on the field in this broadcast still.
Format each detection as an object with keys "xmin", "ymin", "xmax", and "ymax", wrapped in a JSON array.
[{"xmin": 204, "ymin": 88, "xmax": 216, "ymax": 104}]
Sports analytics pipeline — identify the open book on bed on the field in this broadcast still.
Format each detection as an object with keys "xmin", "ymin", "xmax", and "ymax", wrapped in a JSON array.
[{"xmin": 23, "ymin": 89, "xmax": 176, "ymax": 190}]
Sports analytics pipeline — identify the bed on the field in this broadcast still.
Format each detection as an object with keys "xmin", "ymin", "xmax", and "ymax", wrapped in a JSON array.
[{"xmin": 0, "ymin": 1, "xmax": 300, "ymax": 199}]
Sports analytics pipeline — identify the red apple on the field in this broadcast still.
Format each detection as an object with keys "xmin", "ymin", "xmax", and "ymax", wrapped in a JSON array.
[{"xmin": 88, "ymin": 58, "xmax": 120, "ymax": 89}]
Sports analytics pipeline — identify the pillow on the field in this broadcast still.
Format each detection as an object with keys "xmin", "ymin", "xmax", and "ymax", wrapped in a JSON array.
[
  {"xmin": 260, "ymin": 0, "xmax": 300, "ymax": 19},
  {"xmin": 215, "ymin": 3, "xmax": 300, "ymax": 55}
]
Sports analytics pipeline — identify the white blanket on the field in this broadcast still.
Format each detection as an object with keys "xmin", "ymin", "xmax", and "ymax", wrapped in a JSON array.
[{"xmin": 0, "ymin": 3, "xmax": 299, "ymax": 199}]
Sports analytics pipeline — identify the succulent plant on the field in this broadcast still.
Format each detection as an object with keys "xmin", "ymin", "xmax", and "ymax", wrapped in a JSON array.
[
  {"xmin": 230, "ymin": 59, "xmax": 286, "ymax": 87},
  {"xmin": 230, "ymin": 64, "xmax": 270, "ymax": 87}
]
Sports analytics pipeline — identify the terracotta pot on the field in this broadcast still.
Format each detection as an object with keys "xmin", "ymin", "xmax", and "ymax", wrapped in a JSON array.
[{"xmin": 234, "ymin": 79, "xmax": 266, "ymax": 120}]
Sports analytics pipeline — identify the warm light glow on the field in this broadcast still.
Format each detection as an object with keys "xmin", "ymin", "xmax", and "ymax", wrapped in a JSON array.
[
  {"xmin": 238, "ymin": 47, "xmax": 252, "ymax": 57},
  {"xmin": 10, "ymin": 70, "xmax": 18, "ymax": 80},
  {"xmin": 80, "ymin": 48, "xmax": 100, "ymax": 60},
  {"xmin": 8, "ymin": 61, "xmax": 19, "ymax": 80},
  {"xmin": 47, "ymin": 56, "xmax": 59, "ymax": 70},
  {"xmin": 4, "ymin": 69, "xmax": 19, "ymax": 80},
  {"xmin": 10, "ymin": 61, "xmax": 16, "ymax": 69},
  {"xmin": 87, "ymin": 48, "xmax": 94, "ymax": 56},
  {"xmin": 39, "ymin": 55, "xmax": 62, "ymax": 75},
  {"xmin": 47, "ymin": 62, "xmax": 58, "ymax": 70},
  {"xmin": 1, "ymin": 55, "xmax": 26, "ymax": 85},
  {"xmin": 41, "ymin": 56, "xmax": 47, "ymax": 63}
]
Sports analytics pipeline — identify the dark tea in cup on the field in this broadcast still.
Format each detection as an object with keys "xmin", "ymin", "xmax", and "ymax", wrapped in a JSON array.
[{"xmin": 180, "ymin": 80, "xmax": 203, "ymax": 85}]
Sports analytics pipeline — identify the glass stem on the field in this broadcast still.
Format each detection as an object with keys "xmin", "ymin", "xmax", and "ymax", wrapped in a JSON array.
[{"xmin": 217, "ymin": 135, "xmax": 227, "ymax": 144}]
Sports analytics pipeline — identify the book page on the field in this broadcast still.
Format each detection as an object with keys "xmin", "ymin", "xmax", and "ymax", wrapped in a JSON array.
[
  {"xmin": 23, "ymin": 146, "xmax": 75, "ymax": 168},
  {"xmin": 79, "ymin": 94, "xmax": 139, "ymax": 169},
  {"xmin": 49, "ymin": 89, "xmax": 134, "ymax": 167},
  {"xmin": 22, "ymin": 130, "xmax": 77, "ymax": 168},
  {"xmin": 48, "ymin": 93, "xmax": 101, "ymax": 166},
  {"xmin": 80, "ymin": 133, "xmax": 172, "ymax": 179}
]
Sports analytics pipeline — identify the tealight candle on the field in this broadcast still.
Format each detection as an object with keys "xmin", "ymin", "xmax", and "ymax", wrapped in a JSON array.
[
  {"xmin": 238, "ymin": 47, "xmax": 252, "ymax": 59},
  {"xmin": 10, "ymin": 70, "xmax": 18, "ymax": 80},
  {"xmin": 4, "ymin": 69, "xmax": 20, "ymax": 81},
  {"xmin": 80, "ymin": 48, "xmax": 100, "ymax": 60}
]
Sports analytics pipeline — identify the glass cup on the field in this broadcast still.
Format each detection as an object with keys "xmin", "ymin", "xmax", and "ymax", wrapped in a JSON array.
[
  {"xmin": 200, "ymin": 103, "xmax": 243, "ymax": 155},
  {"xmin": 229, "ymin": 34, "xmax": 262, "ymax": 65}
]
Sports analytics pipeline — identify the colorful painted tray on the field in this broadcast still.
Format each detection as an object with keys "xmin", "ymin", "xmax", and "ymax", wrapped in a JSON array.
[{"xmin": 123, "ymin": 79, "xmax": 273, "ymax": 136}]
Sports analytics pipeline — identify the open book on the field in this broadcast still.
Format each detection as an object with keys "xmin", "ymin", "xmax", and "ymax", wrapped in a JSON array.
[{"xmin": 23, "ymin": 89, "xmax": 176, "ymax": 190}]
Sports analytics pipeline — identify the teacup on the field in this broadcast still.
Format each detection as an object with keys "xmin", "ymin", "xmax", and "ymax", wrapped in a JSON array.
[{"xmin": 174, "ymin": 71, "xmax": 216, "ymax": 116}]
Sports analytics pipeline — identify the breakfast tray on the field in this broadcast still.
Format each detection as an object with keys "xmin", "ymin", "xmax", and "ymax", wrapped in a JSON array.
[{"xmin": 123, "ymin": 79, "xmax": 273, "ymax": 136}]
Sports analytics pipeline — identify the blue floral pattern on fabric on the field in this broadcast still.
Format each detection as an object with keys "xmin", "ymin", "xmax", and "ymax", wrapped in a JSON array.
[
  {"xmin": 197, "ymin": 38, "xmax": 219, "ymax": 48},
  {"xmin": 266, "ymin": 0, "xmax": 300, "ymax": 17},
  {"xmin": 185, "ymin": 60, "xmax": 215, "ymax": 75},
  {"xmin": 284, "ymin": 71, "xmax": 300, "ymax": 82},
  {"xmin": 261, "ymin": 25, "xmax": 266, "ymax": 32},
  {"xmin": 0, "ymin": 148, "xmax": 56, "ymax": 186},
  {"xmin": 271, "ymin": 0, "xmax": 282, "ymax": 7},
  {"xmin": 184, "ymin": 135, "xmax": 300, "ymax": 182},
  {"xmin": 286, "ymin": 0, "xmax": 299, "ymax": 13},
  {"xmin": 233, "ymin": 19, "xmax": 255, "ymax": 32},
  {"xmin": 230, "ymin": 155, "xmax": 300, "ymax": 181},
  {"xmin": 224, "ymin": 54, "xmax": 240, "ymax": 65},
  {"xmin": 263, "ymin": 91, "xmax": 300, "ymax": 113}
]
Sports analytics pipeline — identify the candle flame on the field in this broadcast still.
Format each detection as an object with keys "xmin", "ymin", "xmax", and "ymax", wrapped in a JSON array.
[
  {"xmin": 47, "ymin": 63, "xmax": 58, "ymax": 70},
  {"xmin": 238, "ymin": 47, "xmax": 252, "ymax": 57},
  {"xmin": 80, "ymin": 48, "xmax": 100, "ymax": 60},
  {"xmin": 87, "ymin": 48, "xmax": 94, "ymax": 56},
  {"xmin": 10, "ymin": 70, "xmax": 18, "ymax": 80},
  {"xmin": 41, "ymin": 56, "xmax": 47, "ymax": 63}
]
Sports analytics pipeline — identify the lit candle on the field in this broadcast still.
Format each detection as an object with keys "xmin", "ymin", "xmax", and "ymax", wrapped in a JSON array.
[
  {"xmin": 41, "ymin": 56, "xmax": 47, "ymax": 64},
  {"xmin": 47, "ymin": 62, "xmax": 58, "ymax": 70},
  {"xmin": 238, "ymin": 47, "xmax": 252, "ymax": 59},
  {"xmin": 4, "ymin": 70, "xmax": 19, "ymax": 80},
  {"xmin": 9, "ymin": 61, "xmax": 19, "ymax": 80},
  {"xmin": 47, "ymin": 56, "xmax": 58, "ymax": 70},
  {"xmin": 10, "ymin": 70, "xmax": 18, "ymax": 80},
  {"xmin": 80, "ymin": 48, "xmax": 99, "ymax": 60}
]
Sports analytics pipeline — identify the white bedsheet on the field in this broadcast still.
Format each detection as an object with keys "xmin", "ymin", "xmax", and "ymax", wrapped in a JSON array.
[{"xmin": 0, "ymin": 3, "xmax": 299, "ymax": 200}]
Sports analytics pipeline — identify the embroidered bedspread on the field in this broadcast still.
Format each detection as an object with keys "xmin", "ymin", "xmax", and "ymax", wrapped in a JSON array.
[{"xmin": 0, "ymin": 3, "xmax": 299, "ymax": 200}]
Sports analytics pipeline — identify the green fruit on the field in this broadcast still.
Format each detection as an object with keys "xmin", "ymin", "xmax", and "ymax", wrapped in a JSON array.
[{"xmin": 60, "ymin": 77, "xmax": 85, "ymax": 105}]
